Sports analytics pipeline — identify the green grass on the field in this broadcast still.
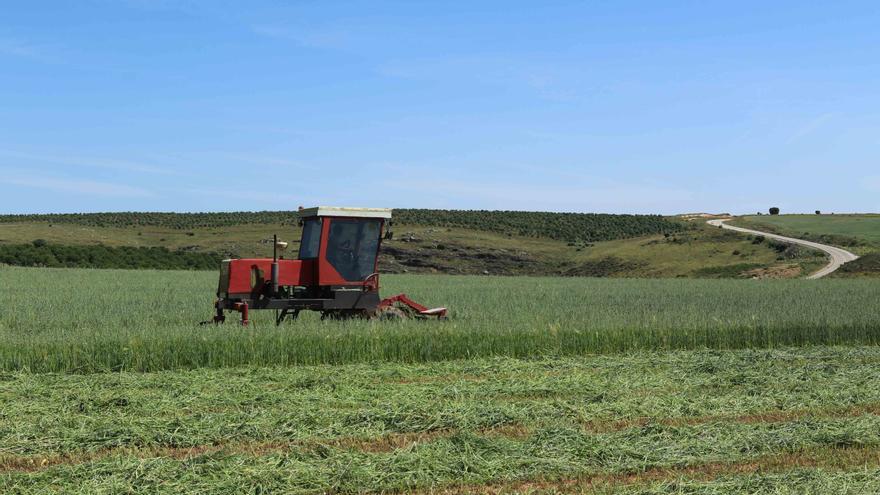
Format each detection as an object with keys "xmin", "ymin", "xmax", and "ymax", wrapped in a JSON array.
[
  {"xmin": 734, "ymin": 214, "xmax": 880, "ymax": 248},
  {"xmin": 1, "ymin": 266, "xmax": 879, "ymax": 372},
  {"xmin": 3, "ymin": 347, "xmax": 880, "ymax": 493}
]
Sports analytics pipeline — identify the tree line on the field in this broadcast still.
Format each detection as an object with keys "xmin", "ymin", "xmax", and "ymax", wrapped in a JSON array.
[{"xmin": 0, "ymin": 209, "xmax": 683, "ymax": 243}]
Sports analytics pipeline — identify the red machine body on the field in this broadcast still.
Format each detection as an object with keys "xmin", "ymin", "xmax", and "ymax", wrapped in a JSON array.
[
  {"xmin": 221, "ymin": 259, "xmax": 312, "ymax": 297},
  {"xmin": 210, "ymin": 206, "xmax": 446, "ymax": 325}
]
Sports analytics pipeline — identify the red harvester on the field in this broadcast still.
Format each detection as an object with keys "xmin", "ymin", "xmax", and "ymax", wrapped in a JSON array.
[{"xmin": 208, "ymin": 206, "xmax": 447, "ymax": 325}]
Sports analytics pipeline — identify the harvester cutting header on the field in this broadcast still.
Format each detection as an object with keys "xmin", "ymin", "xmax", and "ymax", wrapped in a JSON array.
[{"xmin": 208, "ymin": 206, "xmax": 447, "ymax": 325}]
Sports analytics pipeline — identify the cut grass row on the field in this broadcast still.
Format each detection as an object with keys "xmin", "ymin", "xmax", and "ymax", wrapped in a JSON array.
[
  {"xmin": 5, "ymin": 430, "xmax": 880, "ymax": 494},
  {"xmin": 3, "ymin": 347, "xmax": 879, "ymax": 457},
  {"xmin": 2, "ymin": 347, "xmax": 880, "ymax": 493},
  {"xmin": 453, "ymin": 448, "xmax": 880, "ymax": 494},
  {"xmin": 1, "ymin": 267, "xmax": 879, "ymax": 371}
]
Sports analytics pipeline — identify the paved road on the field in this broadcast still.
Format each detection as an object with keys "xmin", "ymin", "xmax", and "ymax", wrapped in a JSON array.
[{"xmin": 707, "ymin": 218, "xmax": 859, "ymax": 279}]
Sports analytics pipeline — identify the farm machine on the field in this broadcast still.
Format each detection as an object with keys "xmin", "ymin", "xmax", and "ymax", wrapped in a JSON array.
[{"xmin": 207, "ymin": 207, "xmax": 447, "ymax": 325}]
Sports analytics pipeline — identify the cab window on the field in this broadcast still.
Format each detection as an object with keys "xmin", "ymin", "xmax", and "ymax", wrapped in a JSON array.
[{"xmin": 326, "ymin": 219, "xmax": 381, "ymax": 281}]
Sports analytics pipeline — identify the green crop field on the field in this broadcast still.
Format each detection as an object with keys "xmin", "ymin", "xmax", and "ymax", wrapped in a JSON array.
[
  {"xmin": 3, "ymin": 266, "xmax": 880, "ymax": 493},
  {"xmin": 2, "ymin": 267, "xmax": 880, "ymax": 372}
]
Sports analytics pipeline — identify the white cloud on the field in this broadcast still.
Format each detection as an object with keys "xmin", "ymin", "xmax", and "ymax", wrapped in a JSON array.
[
  {"xmin": 1, "ymin": 174, "xmax": 154, "ymax": 198},
  {"xmin": 251, "ymin": 24, "xmax": 357, "ymax": 50},
  {"xmin": 174, "ymin": 186, "xmax": 316, "ymax": 207},
  {"xmin": 175, "ymin": 151, "xmax": 306, "ymax": 169},
  {"xmin": 380, "ymin": 176, "xmax": 696, "ymax": 214},
  {"xmin": 0, "ymin": 39, "xmax": 35, "ymax": 57},
  {"xmin": 785, "ymin": 112, "xmax": 835, "ymax": 144},
  {"xmin": 863, "ymin": 176, "xmax": 880, "ymax": 192},
  {"xmin": 0, "ymin": 149, "xmax": 186, "ymax": 176},
  {"xmin": 378, "ymin": 56, "xmax": 584, "ymax": 103},
  {"xmin": 0, "ymin": 38, "xmax": 60, "ymax": 64}
]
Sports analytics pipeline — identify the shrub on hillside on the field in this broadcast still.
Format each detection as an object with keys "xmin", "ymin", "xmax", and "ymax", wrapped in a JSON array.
[
  {"xmin": 837, "ymin": 253, "xmax": 880, "ymax": 275},
  {"xmin": 0, "ymin": 243, "xmax": 221, "ymax": 270}
]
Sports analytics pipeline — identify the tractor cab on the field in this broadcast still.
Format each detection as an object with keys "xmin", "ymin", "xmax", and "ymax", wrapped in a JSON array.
[
  {"xmin": 210, "ymin": 206, "xmax": 445, "ymax": 325},
  {"xmin": 297, "ymin": 206, "xmax": 391, "ymax": 288}
]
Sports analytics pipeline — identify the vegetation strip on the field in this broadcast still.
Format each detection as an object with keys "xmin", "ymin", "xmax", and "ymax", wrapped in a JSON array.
[
  {"xmin": 421, "ymin": 444, "xmax": 880, "ymax": 494},
  {"xmin": 0, "ymin": 242, "xmax": 221, "ymax": 270},
  {"xmin": 3, "ymin": 268, "xmax": 880, "ymax": 372},
  {"xmin": 0, "ymin": 424, "xmax": 530, "ymax": 474}
]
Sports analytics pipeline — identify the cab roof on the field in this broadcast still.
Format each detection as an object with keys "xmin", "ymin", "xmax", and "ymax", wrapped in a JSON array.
[{"xmin": 298, "ymin": 206, "xmax": 392, "ymax": 219}]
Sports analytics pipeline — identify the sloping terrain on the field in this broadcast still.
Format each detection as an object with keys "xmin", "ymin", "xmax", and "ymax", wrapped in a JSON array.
[
  {"xmin": 710, "ymin": 218, "xmax": 858, "ymax": 279},
  {"xmin": 731, "ymin": 214, "xmax": 880, "ymax": 277}
]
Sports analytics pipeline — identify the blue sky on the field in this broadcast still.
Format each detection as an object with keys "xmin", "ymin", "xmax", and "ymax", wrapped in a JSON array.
[{"xmin": 1, "ymin": 1, "xmax": 879, "ymax": 215}]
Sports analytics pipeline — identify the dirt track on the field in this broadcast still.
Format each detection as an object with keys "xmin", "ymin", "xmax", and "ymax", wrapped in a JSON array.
[{"xmin": 707, "ymin": 218, "xmax": 859, "ymax": 279}]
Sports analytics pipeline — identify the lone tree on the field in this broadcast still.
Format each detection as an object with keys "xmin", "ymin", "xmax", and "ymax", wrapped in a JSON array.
[
  {"xmin": 769, "ymin": 207, "xmax": 780, "ymax": 215},
  {"xmin": 816, "ymin": 210, "xmax": 821, "ymax": 215}
]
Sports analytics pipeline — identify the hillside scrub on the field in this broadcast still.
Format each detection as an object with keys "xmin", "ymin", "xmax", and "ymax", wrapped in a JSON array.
[{"xmin": 834, "ymin": 253, "xmax": 880, "ymax": 277}]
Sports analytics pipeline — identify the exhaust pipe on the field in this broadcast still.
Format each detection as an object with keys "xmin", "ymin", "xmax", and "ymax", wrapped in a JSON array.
[{"xmin": 271, "ymin": 234, "xmax": 279, "ymax": 296}]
